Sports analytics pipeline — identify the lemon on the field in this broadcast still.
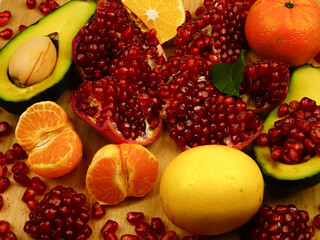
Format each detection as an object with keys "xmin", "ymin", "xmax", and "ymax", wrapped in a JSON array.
[{"xmin": 159, "ymin": 145, "xmax": 264, "ymax": 236}]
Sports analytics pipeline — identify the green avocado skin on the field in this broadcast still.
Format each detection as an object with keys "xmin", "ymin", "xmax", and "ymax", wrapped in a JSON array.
[
  {"xmin": 253, "ymin": 65, "xmax": 320, "ymax": 192},
  {"xmin": 0, "ymin": 0, "xmax": 97, "ymax": 115}
]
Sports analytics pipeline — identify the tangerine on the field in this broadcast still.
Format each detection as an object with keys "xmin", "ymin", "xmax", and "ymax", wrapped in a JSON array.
[
  {"xmin": 86, "ymin": 143, "xmax": 159, "ymax": 205},
  {"xmin": 15, "ymin": 101, "xmax": 83, "ymax": 178},
  {"xmin": 245, "ymin": 0, "xmax": 320, "ymax": 67},
  {"xmin": 122, "ymin": 0, "xmax": 185, "ymax": 43}
]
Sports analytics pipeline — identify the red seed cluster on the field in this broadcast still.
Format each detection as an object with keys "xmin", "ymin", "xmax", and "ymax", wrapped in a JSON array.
[
  {"xmin": 256, "ymin": 97, "xmax": 320, "ymax": 164},
  {"xmin": 24, "ymin": 186, "xmax": 92, "ymax": 239},
  {"xmin": 245, "ymin": 204, "xmax": 315, "ymax": 239}
]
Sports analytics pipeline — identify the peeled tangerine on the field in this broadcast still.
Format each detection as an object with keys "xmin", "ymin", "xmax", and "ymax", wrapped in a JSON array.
[
  {"xmin": 160, "ymin": 145, "xmax": 264, "ymax": 236},
  {"xmin": 86, "ymin": 143, "xmax": 159, "ymax": 205}
]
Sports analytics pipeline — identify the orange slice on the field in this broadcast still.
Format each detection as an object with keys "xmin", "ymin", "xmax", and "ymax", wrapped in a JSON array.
[
  {"xmin": 122, "ymin": 0, "xmax": 185, "ymax": 43},
  {"xmin": 15, "ymin": 101, "xmax": 83, "ymax": 178},
  {"xmin": 86, "ymin": 143, "xmax": 159, "ymax": 205}
]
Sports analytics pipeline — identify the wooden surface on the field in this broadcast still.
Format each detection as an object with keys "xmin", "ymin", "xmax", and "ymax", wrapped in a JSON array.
[{"xmin": 0, "ymin": 1, "xmax": 320, "ymax": 239}]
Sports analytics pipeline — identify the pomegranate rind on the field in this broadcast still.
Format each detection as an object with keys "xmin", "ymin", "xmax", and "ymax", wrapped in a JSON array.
[{"xmin": 253, "ymin": 65, "xmax": 320, "ymax": 191}]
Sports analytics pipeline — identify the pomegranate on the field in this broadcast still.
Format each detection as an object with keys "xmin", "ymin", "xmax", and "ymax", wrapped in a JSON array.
[
  {"xmin": 69, "ymin": 0, "xmax": 166, "ymax": 145},
  {"xmin": 255, "ymin": 97, "xmax": 320, "ymax": 164},
  {"xmin": 244, "ymin": 204, "xmax": 315, "ymax": 239},
  {"xmin": 240, "ymin": 60, "xmax": 290, "ymax": 112},
  {"xmin": 24, "ymin": 185, "xmax": 92, "ymax": 239},
  {"xmin": 159, "ymin": 54, "xmax": 263, "ymax": 150},
  {"xmin": 174, "ymin": 0, "xmax": 256, "ymax": 64}
]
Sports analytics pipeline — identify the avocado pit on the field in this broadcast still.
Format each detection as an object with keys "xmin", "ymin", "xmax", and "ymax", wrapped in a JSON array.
[{"xmin": 8, "ymin": 35, "xmax": 57, "ymax": 87}]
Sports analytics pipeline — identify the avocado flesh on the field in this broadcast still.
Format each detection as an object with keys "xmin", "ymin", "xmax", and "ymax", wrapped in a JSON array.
[
  {"xmin": 0, "ymin": 0, "xmax": 97, "ymax": 114},
  {"xmin": 254, "ymin": 65, "xmax": 320, "ymax": 191}
]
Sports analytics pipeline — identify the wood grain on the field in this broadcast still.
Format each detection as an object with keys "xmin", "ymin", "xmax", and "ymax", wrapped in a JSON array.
[{"xmin": 0, "ymin": 1, "xmax": 320, "ymax": 239}]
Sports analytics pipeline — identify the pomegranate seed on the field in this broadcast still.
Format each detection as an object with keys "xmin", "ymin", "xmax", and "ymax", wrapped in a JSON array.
[
  {"xmin": 0, "ymin": 177, "xmax": 10, "ymax": 193},
  {"xmin": 160, "ymin": 231, "xmax": 178, "ymax": 240},
  {"xmin": 289, "ymin": 100, "xmax": 300, "ymax": 111},
  {"xmin": 2, "ymin": 231, "xmax": 17, "ymax": 240},
  {"xmin": 26, "ymin": 0, "xmax": 36, "ymax": 9},
  {"xmin": 0, "ymin": 10, "xmax": 11, "ymax": 27},
  {"xmin": 145, "ymin": 232, "xmax": 159, "ymax": 240},
  {"xmin": 13, "ymin": 173, "xmax": 31, "ymax": 187},
  {"xmin": 0, "ymin": 121, "xmax": 11, "ymax": 136},
  {"xmin": 0, "ymin": 164, "xmax": 8, "ymax": 177},
  {"xmin": 0, "ymin": 152, "xmax": 5, "ymax": 164},
  {"xmin": 22, "ymin": 187, "xmax": 37, "ymax": 202},
  {"xmin": 91, "ymin": 201, "xmax": 106, "ymax": 219},
  {"xmin": 26, "ymin": 199, "xmax": 39, "ymax": 212},
  {"xmin": 19, "ymin": 24, "xmax": 28, "ymax": 32},
  {"xmin": 0, "ymin": 220, "xmax": 10, "ymax": 235},
  {"xmin": 135, "ymin": 222, "xmax": 151, "ymax": 237},
  {"xmin": 12, "ymin": 143, "xmax": 28, "ymax": 160},
  {"xmin": 255, "ymin": 133, "xmax": 268, "ymax": 146},
  {"xmin": 150, "ymin": 218, "xmax": 165, "ymax": 235},
  {"xmin": 182, "ymin": 236, "xmax": 197, "ymax": 240},
  {"xmin": 121, "ymin": 234, "xmax": 140, "ymax": 240},
  {"xmin": 46, "ymin": 0, "xmax": 60, "ymax": 10},
  {"xmin": 38, "ymin": 2, "xmax": 52, "ymax": 15},
  {"xmin": 4, "ymin": 149, "xmax": 17, "ymax": 164},
  {"xmin": 104, "ymin": 232, "xmax": 118, "ymax": 240},
  {"xmin": 127, "ymin": 212, "xmax": 145, "ymax": 225},
  {"xmin": 278, "ymin": 103, "xmax": 289, "ymax": 117},
  {"xmin": 30, "ymin": 176, "xmax": 46, "ymax": 195},
  {"xmin": 101, "ymin": 220, "xmax": 119, "ymax": 235},
  {"xmin": 0, "ymin": 28, "xmax": 13, "ymax": 40},
  {"xmin": 313, "ymin": 214, "xmax": 320, "ymax": 228},
  {"xmin": 11, "ymin": 161, "xmax": 29, "ymax": 175},
  {"xmin": 0, "ymin": 195, "xmax": 3, "ymax": 210}
]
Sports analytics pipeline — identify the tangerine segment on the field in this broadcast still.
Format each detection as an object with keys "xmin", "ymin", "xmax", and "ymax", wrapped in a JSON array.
[
  {"xmin": 86, "ymin": 143, "xmax": 159, "ymax": 205},
  {"xmin": 27, "ymin": 127, "xmax": 83, "ymax": 178},
  {"xmin": 120, "ymin": 143, "xmax": 159, "ymax": 197},
  {"xmin": 15, "ymin": 101, "xmax": 70, "ymax": 151},
  {"xmin": 123, "ymin": 0, "xmax": 185, "ymax": 43}
]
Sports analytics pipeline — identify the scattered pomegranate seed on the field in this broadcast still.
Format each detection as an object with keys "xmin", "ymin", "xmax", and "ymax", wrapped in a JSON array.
[
  {"xmin": 150, "ymin": 217, "xmax": 165, "ymax": 235},
  {"xmin": 0, "ymin": 177, "xmax": 10, "ymax": 193},
  {"xmin": 278, "ymin": 103, "xmax": 289, "ymax": 117},
  {"xmin": 0, "ymin": 195, "xmax": 3, "ymax": 210},
  {"xmin": 121, "ymin": 234, "xmax": 140, "ymax": 240},
  {"xmin": 101, "ymin": 220, "xmax": 119, "ymax": 235},
  {"xmin": 0, "ymin": 152, "xmax": 5, "ymax": 164},
  {"xmin": 0, "ymin": 121, "xmax": 11, "ymax": 136},
  {"xmin": 0, "ymin": 220, "xmax": 10, "ymax": 235},
  {"xmin": 4, "ymin": 149, "xmax": 17, "ymax": 164},
  {"xmin": 12, "ymin": 143, "xmax": 28, "ymax": 160},
  {"xmin": 135, "ymin": 221, "xmax": 151, "ymax": 237},
  {"xmin": 0, "ymin": 28, "xmax": 13, "ymax": 40},
  {"xmin": 46, "ymin": 0, "xmax": 60, "ymax": 10},
  {"xmin": 19, "ymin": 24, "xmax": 28, "ymax": 32},
  {"xmin": 13, "ymin": 173, "xmax": 31, "ymax": 187},
  {"xmin": 145, "ymin": 232, "xmax": 159, "ymax": 240},
  {"xmin": 26, "ymin": 0, "xmax": 36, "ymax": 9},
  {"xmin": 313, "ymin": 214, "xmax": 320, "ymax": 228},
  {"xmin": 2, "ymin": 231, "xmax": 17, "ymax": 240},
  {"xmin": 104, "ymin": 231, "xmax": 118, "ymax": 240},
  {"xmin": 0, "ymin": 164, "xmax": 8, "ymax": 178},
  {"xmin": 127, "ymin": 212, "xmax": 145, "ymax": 225},
  {"xmin": 11, "ymin": 161, "xmax": 29, "ymax": 175},
  {"xmin": 160, "ymin": 231, "xmax": 178, "ymax": 240},
  {"xmin": 38, "ymin": 1, "xmax": 52, "ymax": 15},
  {"xmin": 91, "ymin": 201, "xmax": 106, "ymax": 219},
  {"xmin": 0, "ymin": 10, "xmax": 11, "ymax": 27},
  {"xmin": 30, "ymin": 176, "xmax": 46, "ymax": 195},
  {"xmin": 22, "ymin": 187, "xmax": 37, "ymax": 202},
  {"xmin": 26, "ymin": 199, "xmax": 39, "ymax": 212}
]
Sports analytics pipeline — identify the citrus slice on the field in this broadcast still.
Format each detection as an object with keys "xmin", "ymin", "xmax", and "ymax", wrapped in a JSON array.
[
  {"xmin": 86, "ymin": 143, "xmax": 159, "ymax": 205},
  {"xmin": 122, "ymin": 0, "xmax": 185, "ymax": 43},
  {"xmin": 15, "ymin": 101, "xmax": 83, "ymax": 178}
]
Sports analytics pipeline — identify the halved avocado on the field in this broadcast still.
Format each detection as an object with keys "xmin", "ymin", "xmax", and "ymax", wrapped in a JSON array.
[
  {"xmin": 253, "ymin": 65, "xmax": 320, "ymax": 191},
  {"xmin": 0, "ymin": 0, "xmax": 97, "ymax": 115}
]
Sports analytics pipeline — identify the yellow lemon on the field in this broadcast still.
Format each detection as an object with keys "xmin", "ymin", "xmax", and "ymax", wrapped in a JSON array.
[{"xmin": 159, "ymin": 145, "xmax": 264, "ymax": 236}]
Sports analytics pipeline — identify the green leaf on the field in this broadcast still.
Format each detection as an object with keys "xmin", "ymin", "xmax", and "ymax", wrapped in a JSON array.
[{"xmin": 211, "ymin": 50, "xmax": 247, "ymax": 96}]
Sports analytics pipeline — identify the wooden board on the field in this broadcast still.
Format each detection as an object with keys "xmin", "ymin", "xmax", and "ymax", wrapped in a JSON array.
[{"xmin": 0, "ymin": 1, "xmax": 320, "ymax": 239}]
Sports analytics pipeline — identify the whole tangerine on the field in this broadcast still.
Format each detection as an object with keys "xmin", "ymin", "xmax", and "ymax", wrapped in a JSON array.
[
  {"xmin": 159, "ymin": 145, "xmax": 264, "ymax": 236},
  {"xmin": 245, "ymin": 0, "xmax": 320, "ymax": 67}
]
